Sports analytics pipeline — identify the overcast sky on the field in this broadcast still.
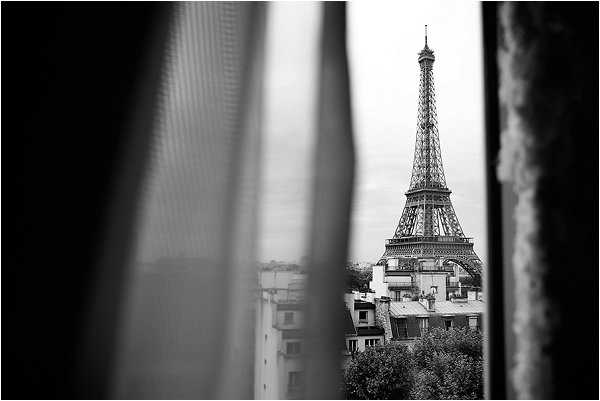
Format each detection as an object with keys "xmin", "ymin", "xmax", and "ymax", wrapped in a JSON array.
[{"xmin": 258, "ymin": 1, "xmax": 487, "ymax": 265}]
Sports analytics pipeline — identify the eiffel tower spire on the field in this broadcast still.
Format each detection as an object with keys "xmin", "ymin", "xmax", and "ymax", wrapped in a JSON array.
[
  {"xmin": 409, "ymin": 25, "xmax": 447, "ymax": 193},
  {"xmin": 378, "ymin": 29, "xmax": 483, "ymax": 279}
]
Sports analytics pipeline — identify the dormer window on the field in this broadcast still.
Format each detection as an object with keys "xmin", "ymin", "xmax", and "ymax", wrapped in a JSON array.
[{"xmin": 358, "ymin": 310, "xmax": 368, "ymax": 323}]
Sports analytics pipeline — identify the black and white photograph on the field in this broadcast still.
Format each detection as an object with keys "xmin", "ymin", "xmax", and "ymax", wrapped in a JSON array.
[{"xmin": 3, "ymin": 1, "xmax": 598, "ymax": 399}]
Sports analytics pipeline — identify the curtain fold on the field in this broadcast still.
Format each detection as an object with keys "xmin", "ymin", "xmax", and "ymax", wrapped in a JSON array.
[
  {"xmin": 305, "ymin": 3, "xmax": 355, "ymax": 399},
  {"xmin": 113, "ymin": 3, "xmax": 267, "ymax": 398},
  {"xmin": 112, "ymin": 2, "xmax": 357, "ymax": 399}
]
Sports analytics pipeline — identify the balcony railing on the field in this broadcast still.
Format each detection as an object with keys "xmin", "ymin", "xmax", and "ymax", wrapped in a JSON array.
[
  {"xmin": 385, "ymin": 269, "xmax": 415, "ymax": 275},
  {"xmin": 385, "ymin": 236, "xmax": 473, "ymax": 245},
  {"xmin": 386, "ymin": 281, "xmax": 414, "ymax": 287},
  {"xmin": 420, "ymin": 266, "xmax": 454, "ymax": 272},
  {"xmin": 272, "ymin": 289, "xmax": 305, "ymax": 303}
]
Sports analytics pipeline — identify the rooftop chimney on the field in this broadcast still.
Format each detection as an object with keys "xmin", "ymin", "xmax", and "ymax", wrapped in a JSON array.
[
  {"xmin": 427, "ymin": 297, "xmax": 435, "ymax": 311},
  {"xmin": 375, "ymin": 297, "xmax": 392, "ymax": 343},
  {"xmin": 419, "ymin": 293, "xmax": 436, "ymax": 312}
]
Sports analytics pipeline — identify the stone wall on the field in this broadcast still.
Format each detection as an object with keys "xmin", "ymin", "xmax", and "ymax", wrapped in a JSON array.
[{"xmin": 374, "ymin": 298, "xmax": 392, "ymax": 343}]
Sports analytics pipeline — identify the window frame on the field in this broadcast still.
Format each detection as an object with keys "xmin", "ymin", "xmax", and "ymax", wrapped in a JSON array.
[
  {"xmin": 396, "ymin": 317, "xmax": 409, "ymax": 339},
  {"xmin": 288, "ymin": 371, "xmax": 305, "ymax": 393},
  {"xmin": 283, "ymin": 311, "xmax": 294, "ymax": 325},
  {"xmin": 468, "ymin": 315, "xmax": 479, "ymax": 330},
  {"xmin": 417, "ymin": 316, "xmax": 429, "ymax": 334},
  {"xmin": 286, "ymin": 341, "xmax": 301, "ymax": 355}
]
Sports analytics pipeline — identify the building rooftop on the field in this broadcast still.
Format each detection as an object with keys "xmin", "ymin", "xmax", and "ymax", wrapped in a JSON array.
[
  {"xmin": 434, "ymin": 300, "xmax": 485, "ymax": 315},
  {"xmin": 389, "ymin": 300, "xmax": 484, "ymax": 317},
  {"xmin": 344, "ymin": 308, "xmax": 356, "ymax": 336},
  {"xmin": 390, "ymin": 301, "xmax": 428, "ymax": 317}
]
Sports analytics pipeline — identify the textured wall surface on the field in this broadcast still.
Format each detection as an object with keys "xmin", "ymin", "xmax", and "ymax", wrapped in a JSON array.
[
  {"xmin": 497, "ymin": 3, "xmax": 598, "ymax": 399},
  {"xmin": 375, "ymin": 298, "xmax": 393, "ymax": 342}
]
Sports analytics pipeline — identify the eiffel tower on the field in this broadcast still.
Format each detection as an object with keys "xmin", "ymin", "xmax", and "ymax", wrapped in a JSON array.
[{"xmin": 378, "ymin": 27, "xmax": 483, "ymax": 279}]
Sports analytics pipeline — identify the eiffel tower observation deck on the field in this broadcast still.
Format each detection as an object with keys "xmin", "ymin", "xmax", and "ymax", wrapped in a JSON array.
[{"xmin": 378, "ymin": 27, "xmax": 483, "ymax": 280}]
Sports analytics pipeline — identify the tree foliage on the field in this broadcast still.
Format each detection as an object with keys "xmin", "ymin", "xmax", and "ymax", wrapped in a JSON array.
[
  {"xmin": 343, "ymin": 343, "xmax": 413, "ymax": 400},
  {"xmin": 412, "ymin": 327, "xmax": 483, "ymax": 366},
  {"xmin": 343, "ymin": 328, "xmax": 483, "ymax": 400},
  {"xmin": 410, "ymin": 328, "xmax": 483, "ymax": 399},
  {"xmin": 459, "ymin": 275, "xmax": 482, "ymax": 289},
  {"xmin": 345, "ymin": 264, "xmax": 372, "ymax": 292}
]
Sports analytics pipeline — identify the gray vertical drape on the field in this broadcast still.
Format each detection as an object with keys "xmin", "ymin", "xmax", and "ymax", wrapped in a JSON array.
[{"xmin": 305, "ymin": 3, "xmax": 355, "ymax": 400}]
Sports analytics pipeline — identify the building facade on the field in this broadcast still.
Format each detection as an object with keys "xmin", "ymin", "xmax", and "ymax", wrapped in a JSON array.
[
  {"xmin": 255, "ymin": 268, "xmax": 306, "ymax": 399},
  {"xmin": 370, "ymin": 257, "xmax": 477, "ymax": 302},
  {"xmin": 343, "ymin": 292, "xmax": 385, "ymax": 366},
  {"xmin": 375, "ymin": 296, "xmax": 484, "ymax": 346}
]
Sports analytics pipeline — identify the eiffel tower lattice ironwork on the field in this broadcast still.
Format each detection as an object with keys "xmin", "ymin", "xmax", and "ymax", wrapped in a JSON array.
[{"xmin": 378, "ymin": 27, "xmax": 483, "ymax": 279}]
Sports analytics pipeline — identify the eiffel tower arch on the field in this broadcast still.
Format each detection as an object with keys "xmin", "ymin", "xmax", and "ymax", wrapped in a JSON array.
[{"xmin": 377, "ymin": 27, "xmax": 483, "ymax": 280}]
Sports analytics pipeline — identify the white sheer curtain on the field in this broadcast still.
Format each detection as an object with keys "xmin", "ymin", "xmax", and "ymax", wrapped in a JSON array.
[
  {"xmin": 113, "ymin": 3, "xmax": 266, "ymax": 398},
  {"xmin": 111, "ymin": 3, "xmax": 353, "ymax": 399}
]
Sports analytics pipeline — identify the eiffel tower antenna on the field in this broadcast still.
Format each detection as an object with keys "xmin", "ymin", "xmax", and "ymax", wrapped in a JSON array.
[{"xmin": 378, "ymin": 31, "xmax": 483, "ymax": 279}]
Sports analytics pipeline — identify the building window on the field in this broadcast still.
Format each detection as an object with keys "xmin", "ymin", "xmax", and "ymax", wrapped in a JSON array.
[
  {"xmin": 365, "ymin": 338, "xmax": 380, "ymax": 347},
  {"xmin": 391, "ymin": 318, "xmax": 409, "ymax": 339},
  {"xmin": 358, "ymin": 310, "xmax": 368, "ymax": 323},
  {"xmin": 284, "ymin": 311, "xmax": 294, "ymax": 324},
  {"xmin": 444, "ymin": 318, "xmax": 453, "ymax": 330},
  {"xmin": 468, "ymin": 316, "xmax": 478, "ymax": 330},
  {"xmin": 286, "ymin": 341, "xmax": 301, "ymax": 355},
  {"xmin": 288, "ymin": 371, "xmax": 304, "ymax": 393},
  {"xmin": 348, "ymin": 339, "xmax": 358, "ymax": 353},
  {"xmin": 417, "ymin": 317, "xmax": 429, "ymax": 334},
  {"xmin": 394, "ymin": 291, "xmax": 403, "ymax": 301}
]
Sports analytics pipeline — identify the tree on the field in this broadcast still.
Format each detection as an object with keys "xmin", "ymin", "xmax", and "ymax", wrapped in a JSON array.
[
  {"xmin": 345, "ymin": 264, "xmax": 372, "ymax": 292},
  {"xmin": 343, "ymin": 344, "xmax": 413, "ymax": 399},
  {"xmin": 410, "ymin": 328, "xmax": 483, "ymax": 399},
  {"xmin": 343, "ymin": 328, "xmax": 484, "ymax": 400},
  {"xmin": 459, "ymin": 275, "xmax": 482, "ymax": 289}
]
